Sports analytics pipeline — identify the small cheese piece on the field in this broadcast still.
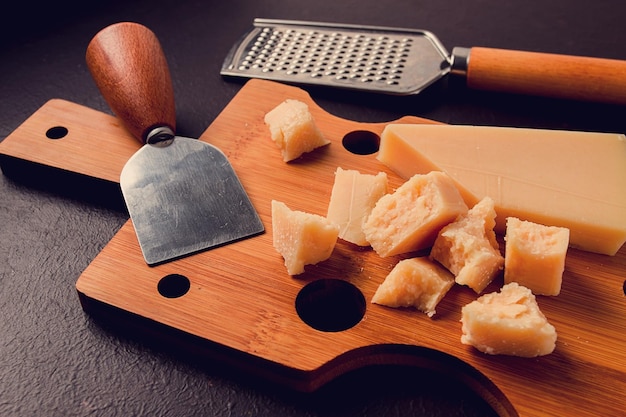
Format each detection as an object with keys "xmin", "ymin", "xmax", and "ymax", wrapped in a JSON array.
[
  {"xmin": 271, "ymin": 200, "xmax": 339, "ymax": 275},
  {"xmin": 460, "ymin": 282, "xmax": 557, "ymax": 357},
  {"xmin": 377, "ymin": 123, "xmax": 626, "ymax": 255},
  {"xmin": 363, "ymin": 171, "xmax": 468, "ymax": 257},
  {"xmin": 504, "ymin": 217, "xmax": 569, "ymax": 296},
  {"xmin": 372, "ymin": 257, "xmax": 455, "ymax": 317},
  {"xmin": 264, "ymin": 99, "xmax": 330, "ymax": 162},
  {"xmin": 430, "ymin": 197, "xmax": 504, "ymax": 294},
  {"xmin": 326, "ymin": 168, "xmax": 388, "ymax": 246}
]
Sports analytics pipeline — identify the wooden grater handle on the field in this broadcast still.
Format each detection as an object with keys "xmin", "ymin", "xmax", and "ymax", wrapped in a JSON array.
[
  {"xmin": 452, "ymin": 46, "xmax": 626, "ymax": 104},
  {"xmin": 86, "ymin": 22, "xmax": 177, "ymax": 144}
]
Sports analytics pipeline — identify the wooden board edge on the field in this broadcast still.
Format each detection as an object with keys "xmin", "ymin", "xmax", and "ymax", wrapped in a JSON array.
[{"xmin": 76, "ymin": 286, "xmax": 517, "ymax": 416}]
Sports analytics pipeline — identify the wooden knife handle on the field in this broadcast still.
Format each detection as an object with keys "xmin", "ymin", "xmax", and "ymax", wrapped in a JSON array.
[
  {"xmin": 86, "ymin": 22, "xmax": 176, "ymax": 144},
  {"xmin": 457, "ymin": 46, "xmax": 626, "ymax": 104}
]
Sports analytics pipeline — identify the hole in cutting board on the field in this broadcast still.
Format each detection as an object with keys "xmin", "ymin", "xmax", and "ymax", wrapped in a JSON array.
[
  {"xmin": 158, "ymin": 274, "xmax": 191, "ymax": 298},
  {"xmin": 342, "ymin": 130, "xmax": 380, "ymax": 155},
  {"xmin": 46, "ymin": 126, "xmax": 68, "ymax": 139},
  {"xmin": 295, "ymin": 279, "xmax": 366, "ymax": 332}
]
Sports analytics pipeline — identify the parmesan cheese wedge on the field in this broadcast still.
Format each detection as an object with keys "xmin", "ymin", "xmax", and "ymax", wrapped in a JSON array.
[
  {"xmin": 372, "ymin": 257, "xmax": 455, "ymax": 317},
  {"xmin": 326, "ymin": 168, "xmax": 388, "ymax": 246},
  {"xmin": 460, "ymin": 282, "xmax": 557, "ymax": 357},
  {"xmin": 363, "ymin": 171, "xmax": 468, "ymax": 257},
  {"xmin": 504, "ymin": 217, "xmax": 569, "ymax": 296},
  {"xmin": 377, "ymin": 123, "xmax": 626, "ymax": 255},
  {"xmin": 264, "ymin": 99, "xmax": 330, "ymax": 162},
  {"xmin": 430, "ymin": 197, "xmax": 504, "ymax": 294},
  {"xmin": 271, "ymin": 200, "xmax": 339, "ymax": 275}
]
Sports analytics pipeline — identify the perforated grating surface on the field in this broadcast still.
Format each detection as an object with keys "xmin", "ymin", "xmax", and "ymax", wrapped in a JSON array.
[
  {"xmin": 241, "ymin": 28, "xmax": 414, "ymax": 86},
  {"xmin": 222, "ymin": 20, "xmax": 451, "ymax": 95}
]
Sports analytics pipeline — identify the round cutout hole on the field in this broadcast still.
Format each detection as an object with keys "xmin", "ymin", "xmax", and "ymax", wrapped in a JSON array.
[
  {"xmin": 342, "ymin": 130, "xmax": 380, "ymax": 155},
  {"xmin": 157, "ymin": 274, "xmax": 190, "ymax": 298},
  {"xmin": 46, "ymin": 126, "xmax": 68, "ymax": 140},
  {"xmin": 295, "ymin": 279, "xmax": 366, "ymax": 332}
]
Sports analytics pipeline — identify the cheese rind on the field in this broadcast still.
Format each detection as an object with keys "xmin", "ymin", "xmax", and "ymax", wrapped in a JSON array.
[
  {"xmin": 504, "ymin": 217, "xmax": 569, "ymax": 296},
  {"xmin": 271, "ymin": 200, "xmax": 339, "ymax": 275},
  {"xmin": 460, "ymin": 282, "xmax": 557, "ymax": 357},
  {"xmin": 264, "ymin": 99, "xmax": 330, "ymax": 162},
  {"xmin": 363, "ymin": 171, "xmax": 468, "ymax": 257},
  {"xmin": 378, "ymin": 123, "xmax": 626, "ymax": 255},
  {"xmin": 430, "ymin": 197, "xmax": 504, "ymax": 294},
  {"xmin": 326, "ymin": 168, "xmax": 388, "ymax": 246},
  {"xmin": 371, "ymin": 257, "xmax": 455, "ymax": 317}
]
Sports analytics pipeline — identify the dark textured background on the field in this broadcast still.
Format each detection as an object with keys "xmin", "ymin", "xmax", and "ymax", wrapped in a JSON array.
[{"xmin": 1, "ymin": 1, "xmax": 625, "ymax": 416}]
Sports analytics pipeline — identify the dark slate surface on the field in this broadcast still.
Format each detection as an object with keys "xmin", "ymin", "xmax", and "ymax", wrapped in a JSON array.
[{"xmin": 2, "ymin": 1, "xmax": 625, "ymax": 416}]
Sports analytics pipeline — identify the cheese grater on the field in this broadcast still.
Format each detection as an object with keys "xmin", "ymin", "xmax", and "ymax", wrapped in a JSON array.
[
  {"xmin": 221, "ymin": 18, "xmax": 451, "ymax": 95},
  {"xmin": 222, "ymin": 18, "xmax": 626, "ymax": 103}
]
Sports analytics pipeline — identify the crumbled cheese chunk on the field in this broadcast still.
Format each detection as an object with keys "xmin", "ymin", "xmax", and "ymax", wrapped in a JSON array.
[
  {"xmin": 372, "ymin": 257, "xmax": 455, "ymax": 317},
  {"xmin": 271, "ymin": 200, "xmax": 339, "ymax": 275},
  {"xmin": 461, "ymin": 282, "xmax": 557, "ymax": 357},
  {"xmin": 363, "ymin": 171, "xmax": 468, "ymax": 257},
  {"xmin": 504, "ymin": 217, "xmax": 569, "ymax": 296},
  {"xmin": 430, "ymin": 197, "xmax": 504, "ymax": 293},
  {"xmin": 264, "ymin": 99, "xmax": 329, "ymax": 162}
]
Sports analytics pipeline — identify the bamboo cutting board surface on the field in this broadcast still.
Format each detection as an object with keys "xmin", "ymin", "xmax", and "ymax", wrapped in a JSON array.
[{"xmin": 1, "ymin": 79, "xmax": 624, "ymax": 417}]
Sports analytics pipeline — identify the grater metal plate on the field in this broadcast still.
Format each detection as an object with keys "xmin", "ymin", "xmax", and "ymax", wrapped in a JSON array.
[{"xmin": 221, "ymin": 19, "xmax": 451, "ymax": 95}]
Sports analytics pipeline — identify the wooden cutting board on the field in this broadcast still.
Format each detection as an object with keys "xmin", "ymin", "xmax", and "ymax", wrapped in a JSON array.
[{"xmin": 1, "ymin": 79, "xmax": 624, "ymax": 417}]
